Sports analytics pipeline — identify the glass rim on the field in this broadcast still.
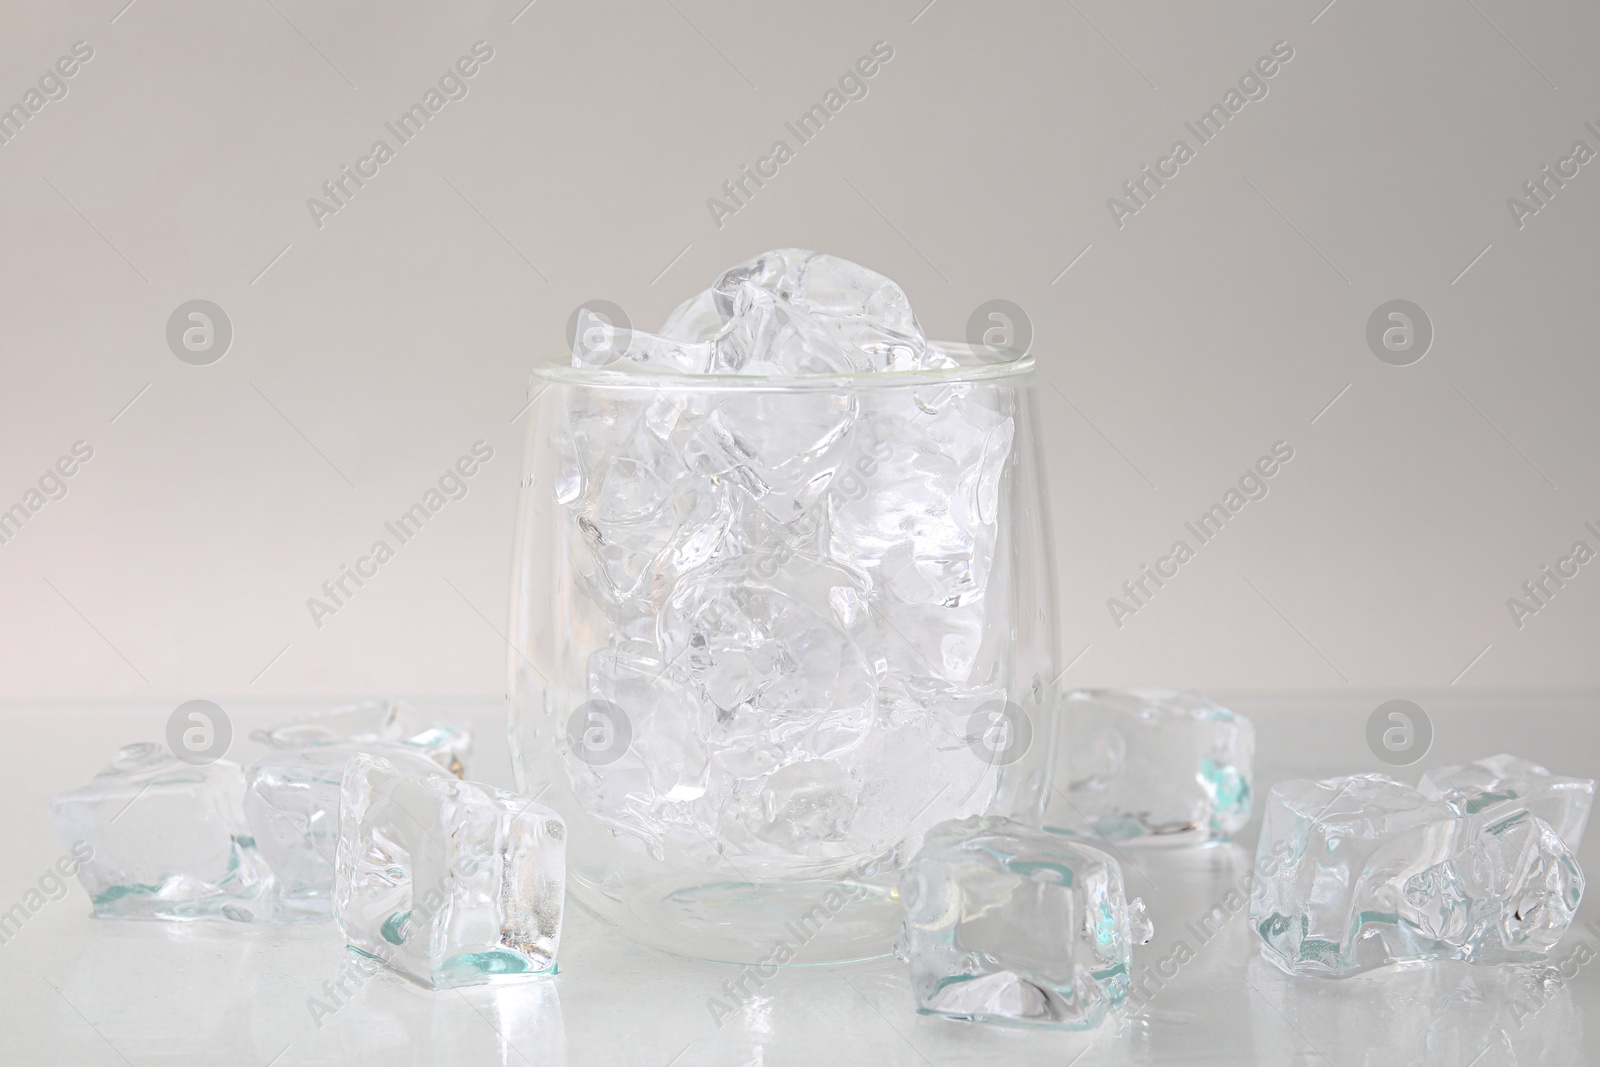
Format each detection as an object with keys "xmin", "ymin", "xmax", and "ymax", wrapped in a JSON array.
[{"xmin": 529, "ymin": 341, "xmax": 1033, "ymax": 391}]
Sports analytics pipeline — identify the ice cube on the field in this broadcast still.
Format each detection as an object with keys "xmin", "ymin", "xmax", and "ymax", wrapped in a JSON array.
[
  {"xmin": 49, "ymin": 743, "xmax": 271, "ymax": 922},
  {"xmin": 1251, "ymin": 773, "xmax": 1586, "ymax": 977},
  {"xmin": 710, "ymin": 249, "xmax": 931, "ymax": 372},
  {"xmin": 561, "ymin": 640, "xmax": 712, "ymax": 858},
  {"xmin": 573, "ymin": 307, "xmax": 712, "ymax": 373},
  {"xmin": 695, "ymin": 387, "xmax": 858, "ymax": 522},
  {"xmin": 250, "ymin": 698, "xmax": 472, "ymax": 777},
  {"xmin": 1051, "ymin": 689, "xmax": 1254, "ymax": 846},
  {"xmin": 246, "ymin": 744, "xmax": 461, "ymax": 923},
  {"xmin": 659, "ymin": 552, "xmax": 880, "ymax": 772},
  {"xmin": 243, "ymin": 702, "xmax": 471, "ymax": 922},
  {"xmin": 897, "ymin": 816, "xmax": 1152, "ymax": 1029},
  {"xmin": 574, "ymin": 249, "xmax": 940, "ymax": 376},
  {"xmin": 822, "ymin": 398, "xmax": 1017, "ymax": 735},
  {"xmin": 830, "ymin": 404, "xmax": 1013, "ymax": 610},
  {"xmin": 335, "ymin": 751, "xmax": 565, "ymax": 989},
  {"xmin": 1419, "ymin": 754, "xmax": 1594, "ymax": 853}
]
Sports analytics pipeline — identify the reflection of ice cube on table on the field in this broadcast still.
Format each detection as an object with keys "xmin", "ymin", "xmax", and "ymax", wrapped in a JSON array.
[
  {"xmin": 1053, "ymin": 689, "xmax": 1254, "ymax": 846},
  {"xmin": 1250, "ymin": 771, "xmax": 1586, "ymax": 977},
  {"xmin": 335, "ymin": 752, "xmax": 565, "ymax": 989},
  {"xmin": 897, "ymin": 816, "xmax": 1152, "ymax": 1029},
  {"xmin": 50, "ymin": 743, "xmax": 271, "ymax": 922},
  {"xmin": 1418, "ymin": 753, "xmax": 1594, "ymax": 852}
]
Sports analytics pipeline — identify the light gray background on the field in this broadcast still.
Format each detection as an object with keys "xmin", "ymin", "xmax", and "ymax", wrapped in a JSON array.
[{"xmin": 1, "ymin": 0, "xmax": 1596, "ymax": 701}]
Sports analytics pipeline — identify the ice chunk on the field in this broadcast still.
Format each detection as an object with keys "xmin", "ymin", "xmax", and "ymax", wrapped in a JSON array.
[
  {"xmin": 830, "ymin": 404, "xmax": 1013, "ymax": 609},
  {"xmin": 561, "ymin": 640, "xmax": 712, "ymax": 857},
  {"xmin": 710, "ymin": 248, "xmax": 930, "ymax": 372},
  {"xmin": 897, "ymin": 816, "xmax": 1152, "ymax": 1029},
  {"xmin": 574, "ymin": 249, "xmax": 940, "ymax": 376},
  {"xmin": 574, "ymin": 307, "xmax": 711, "ymax": 373},
  {"xmin": 335, "ymin": 751, "xmax": 566, "ymax": 989},
  {"xmin": 1419, "ymin": 753, "xmax": 1594, "ymax": 853},
  {"xmin": 246, "ymin": 744, "xmax": 461, "ymax": 923},
  {"xmin": 250, "ymin": 699, "xmax": 471, "ymax": 778},
  {"xmin": 243, "ymin": 701, "xmax": 472, "ymax": 922},
  {"xmin": 1052, "ymin": 689, "xmax": 1254, "ymax": 846},
  {"xmin": 50, "ymin": 743, "xmax": 271, "ymax": 921},
  {"xmin": 1251, "ymin": 773, "xmax": 1585, "ymax": 977},
  {"xmin": 660, "ymin": 553, "xmax": 881, "ymax": 772}
]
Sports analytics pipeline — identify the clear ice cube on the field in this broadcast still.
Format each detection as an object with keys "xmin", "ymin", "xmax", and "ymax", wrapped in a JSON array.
[
  {"xmin": 335, "ymin": 751, "xmax": 565, "ymax": 989},
  {"xmin": 897, "ymin": 816, "xmax": 1152, "ymax": 1029},
  {"xmin": 574, "ymin": 307, "xmax": 711, "ymax": 373},
  {"xmin": 246, "ymin": 744, "xmax": 462, "ymax": 923},
  {"xmin": 614, "ymin": 248, "xmax": 939, "ymax": 376},
  {"xmin": 50, "ymin": 743, "xmax": 271, "ymax": 922},
  {"xmin": 243, "ymin": 701, "xmax": 472, "ymax": 922},
  {"xmin": 1419, "ymin": 753, "xmax": 1594, "ymax": 854},
  {"xmin": 1053, "ymin": 689, "xmax": 1254, "ymax": 845},
  {"xmin": 249, "ymin": 698, "xmax": 472, "ymax": 777},
  {"xmin": 1251, "ymin": 772, "xmax": 1586, "ymax": 977}
]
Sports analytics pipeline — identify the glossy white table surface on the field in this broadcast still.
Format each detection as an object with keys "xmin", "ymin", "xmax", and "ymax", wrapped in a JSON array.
[{"xmin": 3, "ymin": 692, "xmax": 1597, "ymax": 1066}]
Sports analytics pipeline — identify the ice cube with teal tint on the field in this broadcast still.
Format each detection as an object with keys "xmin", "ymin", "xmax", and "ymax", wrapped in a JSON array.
[
  {"xmin": 334, "ymin": 751, "xmax": 565, "ymax": 989},
  {"xmin": 245, "ymin": 701, "xmax": 472, "ymax": 922},
  {"xmin": 1251, "ymin": 773, "xmax": 1585, "ymax": 977},
  {"xmin": 1052, "ymin": 689, "xmax": 1253, "ymax": 846},
  {"xmin": 897, "ymin": 816, "xmax": 1152, "ymax": 1028},
  {"xmin": 250, "ymin": 698, "xmax": 472, "ymax": 778},
  {"xmin": 1418, "ymin": 753, "xmax": 1594, "ymax": 853},
  {"xmin": 49, "ymin": 743, "xmax": 271, "ymax": 921}
]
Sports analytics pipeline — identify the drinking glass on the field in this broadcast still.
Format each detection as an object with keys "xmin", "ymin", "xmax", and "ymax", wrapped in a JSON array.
[{"xmin": 508, "ymin": 341, "xmax": 1059, "ymax": 963}]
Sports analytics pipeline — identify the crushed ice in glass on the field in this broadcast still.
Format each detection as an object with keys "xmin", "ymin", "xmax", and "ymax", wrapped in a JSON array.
[
  {"xmin": 1053, "ymin": 689, "xmax": 1254, "ymax": 846},
  {"xmin": 50, "ymin": 743, "xmax": 271, "ymax": 921},
  {"xmin": 559, "ymin": 250, "xmax": 1021, "ymax": 875},
  {"xmin": 897, "ymin": 816, "xmax": 1152, "ymax": 1029},
  {"xmin": 1251, "ymin": 768, "xmax": 1588, "ymax": 977},
  {"xmin": 335, "ymin": 751, "xmax": 565, "ymax": 989}
]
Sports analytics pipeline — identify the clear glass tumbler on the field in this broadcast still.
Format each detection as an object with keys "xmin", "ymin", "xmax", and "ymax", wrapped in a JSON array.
[{"xmin": 508, "ymin": 342, "xmax": 1059, "ymax": 963}]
